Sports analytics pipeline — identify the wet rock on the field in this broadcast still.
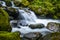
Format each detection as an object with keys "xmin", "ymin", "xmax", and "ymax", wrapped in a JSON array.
[
  {"xmin": 29, "ymin": 24, "xmax": 45, "ymax": 29},
  {"xmin": 0, "ymin": 1, "xmax": 2, "ymax": 7},
  {"xmin": 14, "ymin": 1, "xmax": 22, "ymax": 7},
  {"xmin": 4, "ymin": 7, "xmax": 19, "ymax": 20},
  {"xmin": 0, "ymin": 8, "xmax": 11, "ymax": 32},
  {"xmin": 43, "ymin": 32, "xmax": 60, "ymax": 40},
  {"xmin": 0, "ymin": 31, "xmax": 20, "ymax": 40},
  {"xmin": 4, "ymin": 0, "xmax": 12, "ymax": 7},
  {"xmin": 23, "ymin": 32, "xmax": 43, "ymax": 40},
  {"xmin": 46, "ymin": 22, "xmax": 60, "ymax": 32}
]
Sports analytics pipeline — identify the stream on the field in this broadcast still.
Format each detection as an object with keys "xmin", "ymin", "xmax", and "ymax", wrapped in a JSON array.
[{"xmin": 0, "ymin": 1, "xmax": 60, "ymax": 39}]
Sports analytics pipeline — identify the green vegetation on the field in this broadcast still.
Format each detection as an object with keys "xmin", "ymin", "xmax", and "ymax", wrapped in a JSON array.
[
  {"xmin": 14, "ymin": 0, "xmax": 60, "ymax": 19},
  {"xmin": 0, "ymin": 0, "xmax": 60, "ymax": 40},
  {"xmin": 14, "ymin": 0, "xmax": 30, "ymax": 7},
  {"xmin": 0, "ymin": 31, "xmax": 20, "ymax": 40},
  {"xmin": 43, "ymin": 32, "xmax": 60, "ymax": 40},
  {"xmin": 0, "ymin": 8, "xmax": 11, "ymax": 32},
  {"xmin": 4, "ymin": 0, "xmax": 12, "ymax": 6},
  {"xmin": 0, "ymin": 8, "xmax": 20, "ymax": 40},
  {"xmin": 28, "ymin": 0, "xmax": 60, "ymax": 19}
]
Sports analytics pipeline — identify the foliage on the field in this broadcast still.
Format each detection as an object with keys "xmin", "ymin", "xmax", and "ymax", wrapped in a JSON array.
[
  {"xmin": 0, "ymin": 31, "xmax": 20, "ymax": 40},
  {"xmin": 28, "ymin": 0, "xmax": 60, "ymax": 19},
  {"xmin": 0, "ymin": 8, "xmax": 11, "ymax": 32},
  {"xmin": 2, "ymin": 0, "xmax": 60, "ymax": 19},
  {"xmin": 43, "ymin": 32, "xmax": 60, "ymax": 40},
  {"xmin": 4, "ymin": 0, "xmax": 12, "ymax": 6},
  {"xmin": 14, "ymin": 0, "xmax": 30, "ymax": 7}
]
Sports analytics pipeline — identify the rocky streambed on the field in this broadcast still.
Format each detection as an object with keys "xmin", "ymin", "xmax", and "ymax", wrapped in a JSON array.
[{"xmin": 0, "ymin": 0, "xmax": 60, "ymax": 40}]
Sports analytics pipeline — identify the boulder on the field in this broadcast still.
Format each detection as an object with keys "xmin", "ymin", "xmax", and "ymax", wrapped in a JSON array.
[
  {"xmin": 23, "ymin": 32, "xmax": 43, "ymax": 40},
  {"xmin": 43, "ymin": 32, "xmax": 60, "ymax": 40},
  {"xmin": 46, "ymin": 22, "xmax": 60, "ymax": 32},
  {"xmin": 0, "ymin": 31, "xmax": 20, "ymax": 40},
  {"xmin": 4, "ymin": 7, "xmax": 19, "ymax": 20},
  {"xmin": 0, "ymin": 8, "xmax": 11, "ymax": 32},
  {"xmin": 29, "ymin": 24, "xmax": 45, "ymax": 29},
  {"xmin": 4, "ymin": 0, "xmax": 12, "ymax": 7}
]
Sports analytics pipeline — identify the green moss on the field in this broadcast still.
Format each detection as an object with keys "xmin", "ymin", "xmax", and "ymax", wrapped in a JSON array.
[
  {"xmin": 14, "ymin": 0, "xmax": 30, "ymax": 7},
  {"xmin": 21, "ymin": 0, "xmax": 30, "ymax": 6},
  {"xmin": 28, "ymin": 0, "xmax": 60, "ymax": 19},
  {"xmin": 0, "ymin": 8, "xmax": 11, "ymax": 32},
  {"xmin": 28, "ymin": 0, "xmax": 54, "ymax": 16},
  {"xmin": 13, "ymin": 0, "xmax": 60, "ymax": 19},
  {"xmin": 4, "ymin": 0, "xmax": 12, "ymax": 6},
  {"xmin": 53, "ymin": 15, "xmax": 58, "ymax": 19},
  {"xmin": 4, "ymin": 0, "xmax": 11, "ymax": 2},
  {"xmin": 0, "ymin": 31, "xmax": 20, "ymax": 40},
  {"xmin": 43, "ymin": 32, "xmax": 60, "ymax": 40}
]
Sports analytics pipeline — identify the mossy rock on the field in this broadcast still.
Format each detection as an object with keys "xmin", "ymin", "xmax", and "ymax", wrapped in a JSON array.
[
  {"xmin": 5, "ymin": 7, "xmax": 19, "ymax": 20},
  {"xmin": 12, "ymin": 0, "xmax": 60, "ymax": 19},
  {"xmin": 0, "ymin": 31, "xmax": 20, "ymax": 40},
  {"xmin": 43, "ymin": 32, "xmax": 60, "ymax": 40},
  {"xmin": 4, "ymin": 0, "xmax": 12, "ymax": 7},
  {"xmin": 14, "ymin": 0, "xmax": 30, "ymax": 7},
  {"xmin": 0, "ymin": 8, "xmax": 11, "ymax": 32},
  {"xmin": 28, "ymin": 1, "xmax": 54, "ymax": 15},
  {"xmin": 21, "ymin": 0, "xmax": 30, "ymax": 6},
  {"xmin": 46, "ymin": 22, "xmax": 60, "ymax": 32},
  {"xmin": 28, "ymin": 0, "xmax": 60, "ymax": 19}
]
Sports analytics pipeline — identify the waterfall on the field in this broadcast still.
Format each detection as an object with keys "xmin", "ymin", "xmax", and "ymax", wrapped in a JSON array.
[
  {"xmin": 1, "ymin": 1, "xmax": 59, "ymax": 36},
  {"xmin": 0, "ymin": 1, "xmax": 6, "ymax": 6},
  {"xmin": 18, "ymin": 9, "xmax": 36, "ymax": 22},
  {"xmin": 11, "ymin": 8, "xmax": 60, "ymax": 36},
  {"xmin": 0, "ymin": 1, "xmax": 15, "ymax": 7},
  {"xmin": 11, "ymin": 1, "xmax": 15, "ymax": 7},
  {"xmin": 16, "ymin": 8, "xmax": 60, "ymax": 26}
]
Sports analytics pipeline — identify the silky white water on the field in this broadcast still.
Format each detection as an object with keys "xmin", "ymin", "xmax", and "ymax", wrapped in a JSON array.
[
  {"xmin": 0, "ymin": 1, "xmax": 6, "ymax": 6},
  {"xmin": 1, "ymin": 1, "xmax": 60, "ymax": 36},
  {"xmin": 10, "ymin": 9, "xmax": 60, "ymax": 36}
]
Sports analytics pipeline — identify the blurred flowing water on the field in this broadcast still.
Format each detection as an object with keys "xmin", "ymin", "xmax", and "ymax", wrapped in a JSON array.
[{"xmin": 1, "ymin": 1, "xmax": 60, "ymax": 37}]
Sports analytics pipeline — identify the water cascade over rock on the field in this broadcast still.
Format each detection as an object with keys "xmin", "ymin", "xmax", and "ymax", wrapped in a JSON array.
[{"xmin": 0, "ymin": 0, "xmax": 60, "ymax": 40}]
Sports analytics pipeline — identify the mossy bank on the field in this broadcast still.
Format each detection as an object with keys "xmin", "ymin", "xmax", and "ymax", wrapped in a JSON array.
[
  {"xmin": 0, "ymin": 31, "xmax": 20, "ymax": 40},
  {"xmin": 43, "ymin": 32, "xmax": 60, "ymax": 40},
  {"xmin": 13, "ymin": 0, "xmax": 60, "ymax": 19},
  {"xmin": 0, "ymin": 8, "xmax": 11, "ymax": 32}
]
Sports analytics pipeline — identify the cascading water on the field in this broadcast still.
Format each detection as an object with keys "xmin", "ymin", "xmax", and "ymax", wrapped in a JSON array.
[
  {"xmin": 11, "ymin": 8, "xmax": 60, "ymax": 36},
  {"xmin": 0, "ymin": 1, "xmax": 6, "ymax": 6},
  {"xmin": 17, "ymin": 8, "xmax": 60, "ymax": 26},
  {"xmin": 11, "ymin": 1, "xmax": 15, "ymax": 7},
  {"xmin": 1, "ymin": 1, "xmax": 60, "ymax": 36}
]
